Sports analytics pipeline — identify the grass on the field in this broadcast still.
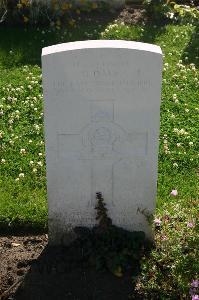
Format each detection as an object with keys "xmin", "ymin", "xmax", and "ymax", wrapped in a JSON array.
[{"xmin": 0, "ymin": 20, "xmax": 198, "ymax": 298}]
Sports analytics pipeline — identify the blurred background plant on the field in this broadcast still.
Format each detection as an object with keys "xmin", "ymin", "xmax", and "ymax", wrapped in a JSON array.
[
  {"xmin": 144, "ymin": 0, "xmax": 199, "ymax": 24},
  {"xmin": 0, "ymin": 0, "xmax": 198, "ymax": 26},
  {"xmin": 170, "ymin": 2, "xmax": 199, "ymax": 24},
  {"xmin": 144, "ymin": 0, "xmax": 172, "ymax": 23},
  {"xmin": 0, "ymin": 0, "xmax": 110, "ymax": 26}
]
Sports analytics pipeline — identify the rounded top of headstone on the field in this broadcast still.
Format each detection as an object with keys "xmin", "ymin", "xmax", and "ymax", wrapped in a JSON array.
[{"xmin": 42, "ymin": 40, "xmax": 162, "ymax": 57}]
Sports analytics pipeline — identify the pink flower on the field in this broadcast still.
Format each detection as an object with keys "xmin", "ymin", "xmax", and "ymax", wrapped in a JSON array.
[
  {"xmin": 192, "ymin": 295, "xmax": 199, "ymax": 300},
  {"xmin": 170, "ymin": 189, "xmax": 178, "ymax": 196},
  {"xmin": 187, "ymin": 222, "xmax": 195, "ymax": 228},
  {"xmin": 192, "ymin": 280, "xmax": 199, "ymax": 288},
  {"xmin": 154, "ymin": 218, "xmax": 162, "ymax": 226}
]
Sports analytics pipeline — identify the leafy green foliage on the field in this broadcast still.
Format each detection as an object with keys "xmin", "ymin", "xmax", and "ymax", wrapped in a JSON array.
[
  {"xmin": 144, "ymin": 0, "xmax": 199, "ymax": 25},
  {"xmin": 171, "ymin": 3, "xmax": 199, "ymax": 24},
  {"xmin": 135, "ymin": 197, "xmax": 199, "ymax": 298},
  {"xmin": 144, "ymin": 0, "xmax": 172, "ymax": 23}
]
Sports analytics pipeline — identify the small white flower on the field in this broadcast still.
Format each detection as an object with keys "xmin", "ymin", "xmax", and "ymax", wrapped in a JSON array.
[
  {"xmin": 1, "ymin": 159, "xmax": 6, "ymax": 163},
  {"xmin": 34, "ymin": 124, "xmax": 40, "ymax": 130},
  {"xmin": 37, "ymin": 161, "xmax": 43, "ymax": 167},
  {"xmin": 189, "ymin": 142, "xmax": 194, "ymax": 146},
  {"xmin": 19, "ymin": 173, "xmax": 25, "ymax": 178},
  {"xmin": 167, "ymin": 12, "xmax": 174, "ymax": 19},
  {"xmin": 164, "ymin": 144, "xmax": 168, "ymax": 150},
  {"xmin": 32, "ymin": 168, "xmax": 37, "ymax": 173},
  {"xmin": 179, "ymin": 129, "xmax": 187, "ymax": 135},
  {"xmin": 20, "ymin": 148, "xmax": 26, "ymax": 154},
  {"xmin": 173, "ymin": 162, "xmax": 178, "ymax": 167}
]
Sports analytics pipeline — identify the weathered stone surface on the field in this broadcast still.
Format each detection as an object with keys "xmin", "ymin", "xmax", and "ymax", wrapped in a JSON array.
[{"xmin": 42, "ymin": 40, "xmax": 162, "ymax": 244}]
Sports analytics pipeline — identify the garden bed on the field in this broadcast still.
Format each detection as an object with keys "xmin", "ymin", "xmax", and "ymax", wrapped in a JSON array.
[
  {"xmin": 0, "ymin": 235, "xmax": 48, "ymax": 300},
  {"xmin": 0, "ymin": 235, "xmax": 137, "ymax": 300}
]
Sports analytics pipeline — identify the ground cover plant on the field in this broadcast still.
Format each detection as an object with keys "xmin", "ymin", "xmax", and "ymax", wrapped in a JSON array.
[{"xmin": 0, "ymin": 11, "xmax": 198, "ymax": 300}]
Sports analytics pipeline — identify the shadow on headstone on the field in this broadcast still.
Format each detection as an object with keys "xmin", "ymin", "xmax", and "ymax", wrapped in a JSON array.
[{"xmin": 14, "ymin": 226, "xmax": 150, "ymax": 300}]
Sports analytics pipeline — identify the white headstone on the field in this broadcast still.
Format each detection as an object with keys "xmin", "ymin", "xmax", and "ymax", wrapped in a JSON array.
[{"xmin": 42, "ymin": 40, "xmax": 162, "ymax": 245}]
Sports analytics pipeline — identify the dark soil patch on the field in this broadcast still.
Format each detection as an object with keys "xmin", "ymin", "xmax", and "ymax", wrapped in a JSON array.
[
  {"xmin": 0, "ymin": 235, "xmax": 48, "ymax": 299},
  {"xmin": 0, "ymin": 234, "xmax": 146, "ymax": 300},
  {"xmin": 117, "ymin": 4, "xmax": 147, "ymax": 25},
  {"xmin": 77, "ymin": 3, "xmax": 146, "ymax": 26}
]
